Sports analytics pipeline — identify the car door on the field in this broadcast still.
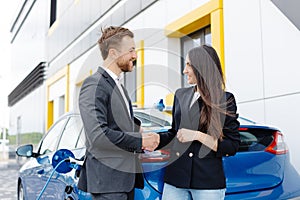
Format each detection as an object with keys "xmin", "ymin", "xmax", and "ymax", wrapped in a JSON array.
[
  {"xmin": 54, "ymin": 115, "xmax": 86, "ymax": 199},
  {"xmin": 22, "ymin": 116, "xmax": 68, "ymax": 199}
]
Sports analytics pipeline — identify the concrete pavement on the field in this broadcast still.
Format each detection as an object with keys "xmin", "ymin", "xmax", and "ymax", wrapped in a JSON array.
[{"xmin": 0, "ymin": 159, "xmax": 21, "ymax": 200}]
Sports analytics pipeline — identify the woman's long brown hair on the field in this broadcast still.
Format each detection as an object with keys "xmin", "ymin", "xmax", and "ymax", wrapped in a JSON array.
[{"xmin": 188, "ymin": 45, "xmax": 231, "ymax": 140}]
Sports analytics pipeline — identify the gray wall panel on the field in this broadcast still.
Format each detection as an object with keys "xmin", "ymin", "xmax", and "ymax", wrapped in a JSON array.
[
  {"xmin": 48, "ymin": 0, "xmax": 158, "ymax": 77},
  {"xmin": 89, "ymin": 0, "xmax": 102, "ymax": 22},
  {"xmin": 141, "ymin": 0, "xmax": 157, "ymax": 10},
  {"xmin": 47, "ymin": 1, "xmax": 119, "ymax": 62},
  {"xmin": 111, "ymin": 6, "xmax": 125, "ymax": 26},
  {"xmin": 10, "ymin": 0, "xmax": 48, "ymax": 88},
  {"xmin": 125, "ymin": 0, "xmax": 142, "ymax": 22}
]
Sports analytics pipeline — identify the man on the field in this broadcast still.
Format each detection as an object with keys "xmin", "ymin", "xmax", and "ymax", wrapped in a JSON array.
[{"xmin": 78, "ymin": 26, "xmax": 160, "ymax": 200}]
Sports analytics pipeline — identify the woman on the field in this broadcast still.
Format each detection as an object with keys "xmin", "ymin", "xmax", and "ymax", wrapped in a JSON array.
[{"xmin": 158, "ymin": 45, "xmax": 240, "ymax": 200}]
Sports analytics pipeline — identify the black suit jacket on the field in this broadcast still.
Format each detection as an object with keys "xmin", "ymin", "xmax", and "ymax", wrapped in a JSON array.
[
  {"xmin": 78, "ymin": 67, "xmax": 144, "ymax": 193},
  {"xmin": 158, "ymin": 87, "xmax": 240, "ymax": 189}
]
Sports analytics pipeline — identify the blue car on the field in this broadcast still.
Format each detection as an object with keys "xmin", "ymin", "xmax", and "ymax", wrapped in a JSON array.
[{"xmin": 16, "ymin": 111, "xmax": 300, "ymax": 200}]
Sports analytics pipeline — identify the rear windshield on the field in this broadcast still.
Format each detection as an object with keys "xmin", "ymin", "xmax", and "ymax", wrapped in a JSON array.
[
  {"xmin": 238, "ymin": 129, "xmax": 274, "ymax": 152},
  {"xmin": 134, "ymin": 112, "xmax": 171, "ymax": 127}
]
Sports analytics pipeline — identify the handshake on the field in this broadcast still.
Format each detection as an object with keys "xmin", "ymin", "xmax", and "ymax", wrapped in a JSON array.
[{"xmin": 142, "ymin": 133, "xmax": 160, "ymax": 152}]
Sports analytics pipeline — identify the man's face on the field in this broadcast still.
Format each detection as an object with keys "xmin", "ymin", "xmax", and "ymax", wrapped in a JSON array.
[{"xmin": 115, "ymin": 36, "xmax": 137, "ymax": 72}]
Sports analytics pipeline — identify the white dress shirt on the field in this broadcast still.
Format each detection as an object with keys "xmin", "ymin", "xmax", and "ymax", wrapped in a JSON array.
[
  {"xmin": 190, "ymin": 91, "xmax": 200, "ymax": 108},
  {"xmin": 104, "ymin": 68, "xmax": 131, "ymax": 118}
]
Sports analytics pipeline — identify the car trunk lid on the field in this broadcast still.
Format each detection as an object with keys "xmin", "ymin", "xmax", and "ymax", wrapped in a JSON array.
[{"xmin": 224, "ymin": 127, "xmax": 287, "ymax": 194}]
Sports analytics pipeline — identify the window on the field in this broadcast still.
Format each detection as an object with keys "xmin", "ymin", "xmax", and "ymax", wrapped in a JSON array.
[
  {"xmin": 181, "ymin": 26, "xmax": 211, "ymax": 87},
  {"xmin": 50, "ymin": 0, "xmax": 57, "ymax": 27},
  {"xmin": 238, "ymin": 129, "xmax": 274, "ymax": 152},
  {"xmin": 57, "ymin": 116, "xmax": 83, "ymax": 150},
  {"xmin": 39, "ymin": 117, "xmax": 68, "ymax": 155}
]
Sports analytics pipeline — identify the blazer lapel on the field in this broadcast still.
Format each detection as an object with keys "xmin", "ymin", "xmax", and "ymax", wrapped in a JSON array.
[
  {"xmin": 98, "ymin": 67, "xmax": 133, "ymax": 126},
  {"xmin": 172, "ymin": 87, "xmax": 195, "ymax": 153},
  {"xmin": 98, "ymin": 67, "xmax": 115, "ymax": 89},
  {"xmin": 189, "ymin": 97, "xmax": 201, "ymax": 130},
  {"xmin": 177, "ymin": 87, "xmax": 194, "ymax": 129},
  {"xmin": 186, "ymin": 87, "xmax": 201, "ymax": 130},
  {"xmin": 120, "ymin": 84, "xmax": 133, "ymax": 118}
]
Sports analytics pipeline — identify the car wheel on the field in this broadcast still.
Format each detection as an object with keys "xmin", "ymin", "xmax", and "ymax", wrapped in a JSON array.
[{"xmin": 18, "ymin": 183, "xmax": 24, "ymax": 200}]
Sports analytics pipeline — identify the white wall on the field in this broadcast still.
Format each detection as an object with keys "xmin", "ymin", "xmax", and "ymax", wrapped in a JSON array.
[
  {"xmin": 68, "ymin": 0, "xmax": 212, "ymax": 109},
  {"xmin": 224, "ymin": 0, "xmax": 264, "ymax": 104},
  {"xmin": 8, "ymin": 0, "xmax": 48, "ymax": 140},
  {"xmin": 261, "ymin": 0, "xmax": 300, "ymax": 172},
  {"xmin": 224, "ymin": 0, "xmax": 300, "ymax": 172},
  {"xmin": 10, "ymin": 0, "xmax": 48, "ymax": 89},
  {"xmin": 70, "ymin": 45, "xmax": 102, "ymax": 113},
  {"xmin": 261, "ymin": 0, "xmax": 300, "ymax": 97},
  {"xmin": 9, "ymin": 86, "xmax": 45, "ymax": 135},
  {"xmin": 124, "ymin": 0, "xmax": 211, "ymax": 107}
]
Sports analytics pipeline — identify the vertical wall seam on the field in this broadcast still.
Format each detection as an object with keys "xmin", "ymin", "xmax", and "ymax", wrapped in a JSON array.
[{"xmin": 258, "ymin": 0, "xmax": 267, "ymax": 123}]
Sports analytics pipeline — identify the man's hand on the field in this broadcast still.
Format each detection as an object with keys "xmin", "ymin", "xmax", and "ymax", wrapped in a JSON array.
[{"xmin": 142, "ymin": 133, "xmax": 160, "ymax": 152}]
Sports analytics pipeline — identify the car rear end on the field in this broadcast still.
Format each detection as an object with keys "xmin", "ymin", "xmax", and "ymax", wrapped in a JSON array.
[
  {"xmin": 134, "ymin": 113, "xmax": 300, "ymax": 200},
  {"xmin": 136, "ymin": 125, "xmax": 291, "ymax": 200},
  {"xmin": 224, "ymin": 120, "xmax": 300, "ymax": 199}
]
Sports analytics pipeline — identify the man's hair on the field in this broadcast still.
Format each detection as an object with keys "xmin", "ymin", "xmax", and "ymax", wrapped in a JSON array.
[{"xmin": 98, "ymin": 26, "xmax": 134, "ymax": 60}]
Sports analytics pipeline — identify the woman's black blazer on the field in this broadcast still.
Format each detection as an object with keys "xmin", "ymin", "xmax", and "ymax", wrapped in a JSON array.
[{"xmin": 158, "ymin": 87, "xmax": 240, "ymax": 189}]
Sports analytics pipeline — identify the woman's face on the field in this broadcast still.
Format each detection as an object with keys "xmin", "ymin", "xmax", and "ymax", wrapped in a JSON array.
[{"xmin": 183, "ymin": 55, "xmax": 197, "ymax": 85}]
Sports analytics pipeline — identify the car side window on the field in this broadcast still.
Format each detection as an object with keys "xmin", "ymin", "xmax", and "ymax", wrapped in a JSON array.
[
  {"xmin": 39, "ymin": 117, "xmax": 68, "ymax": 155},
  {"xmin": 57, "ymin": 116, "xmax": 83, "ymax": 150}
]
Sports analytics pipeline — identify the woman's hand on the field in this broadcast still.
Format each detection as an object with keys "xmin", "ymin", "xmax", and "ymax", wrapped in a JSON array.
[
  {"xmin": 177, "ymin": 128, "xmax": 199, "ymax": 143},
  {"xmin": 177, "ymin": 128, "xmax": 218, "ymax": 151}
]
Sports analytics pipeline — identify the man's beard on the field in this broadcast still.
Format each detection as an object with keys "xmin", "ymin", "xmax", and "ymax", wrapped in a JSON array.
[{"xmin": 117, "ymin": 57, "xmax": 134, "ymax": 72}]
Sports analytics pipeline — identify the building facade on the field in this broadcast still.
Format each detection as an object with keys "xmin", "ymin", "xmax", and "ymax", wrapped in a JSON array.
[{"xmin": 9, "ymin": 0, "xmax": 300, "ymax": 172}]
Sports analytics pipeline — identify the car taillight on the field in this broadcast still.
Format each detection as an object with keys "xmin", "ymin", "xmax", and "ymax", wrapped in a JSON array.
[{"xmin": 265, "ymin": 131, "xmax": 288, "ymax": 155}]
